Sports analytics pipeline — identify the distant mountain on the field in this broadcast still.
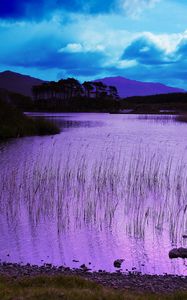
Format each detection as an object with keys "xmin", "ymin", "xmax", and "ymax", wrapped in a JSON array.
[
  {"xmin": 0, "ymin": 71, "xmax": 44, "ymax": 97},
  {"xmin": 95, "ymin": 76, "xmax": 185, "ymax": 98},
  {"xmin": 0, "ymin": 71, "xmax": 185, "ymax": 99}
]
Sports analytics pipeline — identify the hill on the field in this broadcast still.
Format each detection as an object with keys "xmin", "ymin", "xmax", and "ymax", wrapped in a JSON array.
[
  {"xmin": 95, "ymin": 76, "xmax": 185, "ymax": 98},
  {"xmin": 0, "ymin": 71, "xmax": 44, "ymax": 97}
]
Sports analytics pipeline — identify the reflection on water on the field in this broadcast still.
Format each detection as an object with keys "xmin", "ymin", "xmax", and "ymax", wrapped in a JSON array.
[
  {"xmin": 26, "ymin": 112, "xmax": 104, "ymax": 130},
  {"xmin": 0, "ymin": 113, "xmax": 187, "ymax": 275},
  {"xmin": 138, "ymin": 114, "xmax": 176, "ymax": 123}
]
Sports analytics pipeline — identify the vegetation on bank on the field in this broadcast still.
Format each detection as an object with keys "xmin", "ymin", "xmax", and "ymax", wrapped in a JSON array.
[
  {"xmin": 35, "ymin": 96, "xmax": 120, "ymax": 112},
  {"xmin": 0, "ymin": 275, "xmax": 186, "ymax": 300},
  {"xmin": 120, "ymin": 93, "xmax": 187, "ymax": 114},
  {"xmin": 32, "ymin": 78, "xmax": 187, "ymax": 114},
  {"xmin": 33, "ymin": 78, "xmax": 119, "ymax": 101},
  {"xmin": 1, "ymin": 79, "xmax": 187, "ymax": 114},
  {"xmin": 2, "ymin": 81, "xmax": 187, "ymax": 114},
  {"xmin": 0, "ymin": 98, "xmax": 60, "ymax": 139},
  {"xmin": 30, "ymin": 91, "xmax": 187, "ymax": 114},
  {"xmin": 0, "ymin": 87, "xmax": 120, "ymax": 113},
  {"xmin": 0, "ymin": 88, "xmax": 34, "ymax": 111},
  {"xmin": 32, "ymin": 78, "xmax": 120, "ymax": 112}
]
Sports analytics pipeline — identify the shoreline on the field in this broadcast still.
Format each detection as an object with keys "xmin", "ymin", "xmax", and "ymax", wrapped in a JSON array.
[{"xmin": 1, "ymin": 262, "xmax": 186, "ymax": 294}]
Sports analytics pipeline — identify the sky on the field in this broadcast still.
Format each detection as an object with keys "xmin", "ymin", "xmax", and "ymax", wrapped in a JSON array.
[{"xmin": 0, "ymin": 0, "xmax": 187, "ymax": 88}]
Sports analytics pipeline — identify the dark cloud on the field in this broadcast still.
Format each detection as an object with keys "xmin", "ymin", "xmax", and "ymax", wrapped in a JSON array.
[
  {"xmin": 108, "ymin": 35, "xmax": 187, "ymax": 88},
  {"xmin": 0, "ymin": 0, "xmax": 47, "ymax": 20},
  {"xmin": 0, "ymin": 0, "xmax": 115, "ymax": 20},
  {"xmin": 175, "ymin": 38, "xmax": 187, "ymax": 60},
  {"xmin": 0, "ymin": 10, "xmax": 187, "ymax": 89},
  {"xmin": 0, "ymin": 34, "xmax": 106, "ymax": 77},
  {"xmin": 121, "ymin": 36, "xmax": 171, "ymax": 65},
  {"xmin": 57, "ymin": 0, "xmax": 115, "ymax": 14}
]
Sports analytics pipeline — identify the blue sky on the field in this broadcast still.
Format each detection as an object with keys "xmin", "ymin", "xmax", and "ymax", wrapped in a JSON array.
[{"xmin": 0, "ymin": 0, "xmax": 187, "ymax": 88}]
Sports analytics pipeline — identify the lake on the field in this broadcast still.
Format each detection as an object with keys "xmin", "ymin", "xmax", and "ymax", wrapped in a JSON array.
[{"xmin": 0, "ymin": 113, "xmax": 186, "ymax": 275}]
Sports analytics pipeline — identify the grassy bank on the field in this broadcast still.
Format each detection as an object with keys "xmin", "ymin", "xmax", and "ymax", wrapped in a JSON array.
[
  {"xmin": 0, "ymin": 275, "xmax": 187, "ymax": 300},
  {"xmin": 0, "ymin": 98, "xmax": 60, "ymax": 139},
  {"xmin": 120, "ymin": 93, "xmax": 187, "ymax": 114}
]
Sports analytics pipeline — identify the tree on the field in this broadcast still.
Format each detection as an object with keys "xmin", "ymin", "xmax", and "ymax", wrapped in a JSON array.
[
  {"xmin": 82, "ymin": 81, "xmax": 94, "ymax": 98},
  {"xmin": 108, "ymin": 86, "xmax": 119, "ymax": 100},
  {"xmin": 58, "ymin": 78, "xmax": 83, "ymax": 100},
  {"xmin": 32, "ymin": 78, "xmax": 120, "ymax": 105},
  {"xmin": 32, "ymin": 83, "xmax": 49, "ymax": 101},
  {"xmin": 92, "ymin": 82, "xmax": 108, "ymax": 98}
]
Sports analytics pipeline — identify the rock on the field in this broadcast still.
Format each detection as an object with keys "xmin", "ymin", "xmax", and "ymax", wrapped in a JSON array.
[
  {"xmin": 182, "ymin": 234, "xmax": 187, "ymax": 238},
  {"xmin": 178, "ymin": 248, "xmax": 187, "ymax": 258},
  {"xmin": 114, "ymin": 259, "xmax": 124, "ymax": 268},
  {"xmin": 169, "ymin": 248, "xmax": 187, "ymax": 259},
  {"xmin": 80, "ymin": 264, "xmax": 90, "ymax": 272},
  {"xmin": 169, "ymin": 248, "xmax": 180, "ymax": 258},
  {"xmin": 45, "ymin": 263, "xmax": 52, "ymax": 267}
]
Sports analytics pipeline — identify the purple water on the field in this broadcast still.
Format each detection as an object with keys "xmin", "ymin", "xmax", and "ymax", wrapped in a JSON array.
[{"xmin": 0, "ymin": 113, "xmax": 186, "ymax": 275}]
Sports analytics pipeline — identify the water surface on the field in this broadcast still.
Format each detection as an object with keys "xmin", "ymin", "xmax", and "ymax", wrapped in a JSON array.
[{"xmin": 0, "ymin": 113, "xmax": 187, "ymax": 275}]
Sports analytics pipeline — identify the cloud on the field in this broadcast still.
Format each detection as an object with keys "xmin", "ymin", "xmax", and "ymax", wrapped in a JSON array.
[
  {"xmin": 0, "ymin": 0, "xmax": 48, "ymax": 20},
  {"xmin": 0, "ymin": 0, "xmax": 115, "ymax": 20},
  {"xmin": 0, "ymin": 19, "xmax": 107, "ymax": 77},
  {"xmin": 121, "ymin": 35, "xmax": 174, "ymax": 64},
  {"xmin": 121, "ymin": 32, "xmax": 187, "ymax": 67},
  {"xmin": 0, "ymin": 15, "xmax": 126, "ymax": 73},
  {"xmin": 0, "ymin": 0, "xmax": 160, "ymax": 20},
  {"xmin": 120, "ymin": 0, "xmax": 160, "ymax": 18},
  {"xmin": 58, "ymin": 43, "xmax": 105, "ymax": 53},
  {"xmin": 175, "ymin": 36, "xmax": 187, "ymax": 60},
  {"xmin": 59, "ymin": 43, "xmax": 84, "ymax": 53},
  {"xmin": 1, "ymin": 40, "xmax": 106, "ymax": 71},
  {"xmin": 114, "ymin": 33, "xmax": 187, "ymax": 88},
  {"xmin": 0, "ymin": 4, "xmax": 187, "ymax": 89}
]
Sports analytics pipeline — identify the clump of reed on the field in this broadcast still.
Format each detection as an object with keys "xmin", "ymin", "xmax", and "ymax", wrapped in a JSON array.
[
  {"xmin": 0, "ymin": 98, "xmax": 60, "ymax": 139},
  {"xmin": 0, "ymin": 143, "xmax": 186, "ymax": 245}
]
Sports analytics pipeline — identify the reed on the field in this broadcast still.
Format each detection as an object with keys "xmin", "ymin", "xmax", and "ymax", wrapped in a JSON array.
[{"xmin": 0, "ymin": 144, "xmax": 186, "ymax": 244}]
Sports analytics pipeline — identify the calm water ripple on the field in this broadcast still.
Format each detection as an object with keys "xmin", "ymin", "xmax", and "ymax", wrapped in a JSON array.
[{"xmin": 0, "ymin": 113, "xmax": 186, "ymax": 275}]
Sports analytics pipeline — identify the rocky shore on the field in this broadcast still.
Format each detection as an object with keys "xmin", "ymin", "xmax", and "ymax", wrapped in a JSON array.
[{"xmin": 0, "ymin": 262, "xmax": 186, "ymax": 294}]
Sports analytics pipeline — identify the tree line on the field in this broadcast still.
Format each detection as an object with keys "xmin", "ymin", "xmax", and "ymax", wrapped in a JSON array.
[{"xmin": 32, "ymin": 78, "xmax": 119, "ymax": 102}]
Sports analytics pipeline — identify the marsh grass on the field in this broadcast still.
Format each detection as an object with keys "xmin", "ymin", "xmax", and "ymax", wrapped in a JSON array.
[
  {"xmin": 0, "ymin": 143, "xmax": 186, "ymax": 245},
  {"xmin": 0, "ymin": 275, "xmax": 187, "ymax": 300},
  {"xmin": 0, "ymin": 98, "xmax": 60, "ymax": 139}
]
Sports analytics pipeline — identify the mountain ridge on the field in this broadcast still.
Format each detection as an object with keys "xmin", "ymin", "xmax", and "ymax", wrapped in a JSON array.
[
  {"xmin": 0, "ymin": 70, "xmax": 44, "ymax": 97},
  {"xmin": 95, "ymin": 76, "xmax": 185, "ymax": 98},
  {"xmin": 0, "ymin": 70, "xmax": 185, "ymax": 99}
]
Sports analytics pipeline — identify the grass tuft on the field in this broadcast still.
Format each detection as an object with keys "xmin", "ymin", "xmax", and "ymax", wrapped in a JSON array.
[
  {"xmin": 0, "ymin": 276, "xmax": 187, "ymax": 300},
  {"xmin": 0, "ymin": 275, "xmax": 187, "ymax": 300}
]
